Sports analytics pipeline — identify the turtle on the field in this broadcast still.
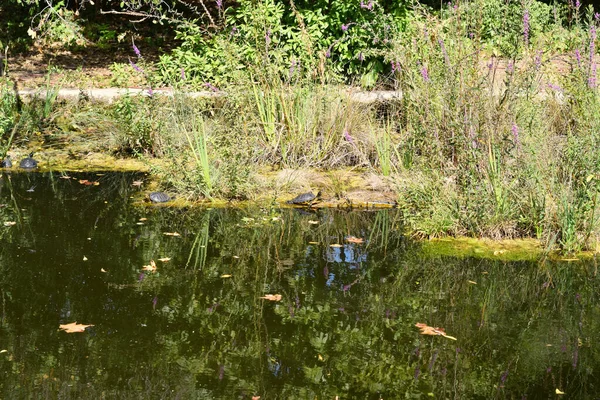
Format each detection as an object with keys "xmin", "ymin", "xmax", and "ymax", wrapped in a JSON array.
[
  {"xmin": 287, "ymin": 191, "xmax": 321, "ymax": 205},
  {"xmin": 149, "ymin": 191, "xmax": 171, "ymax": 203},
  {"xmin": 1, "ymin": 155, "xmax": 11, "ymax": 168},
  {"xmin": 19, "ymin": 152, "xmax": 38, "ymax": 169}
]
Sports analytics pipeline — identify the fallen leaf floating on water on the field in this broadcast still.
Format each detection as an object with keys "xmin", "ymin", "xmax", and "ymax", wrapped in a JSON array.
[
  {"xmin": 260, "ymin": 294, "xmax": 282, "ymax": 301},
  {"xmin": 346, "ymin": 236, "xmax": 364, "ymax": 244},
  {"xmin": 3, "ymin": 221, "xmax": 16, "ymax": 227},
  {"xmin": 100, "ymin": 268, "xmax": 107, "ymax": 273},
  {"xmin": 139, "ymin": 218, "xmax": 148, "ymax": 221},
  {"xmin": 221, "ymin": 274, "xmax": 232, "ymax": 278},
  {"xmin": 252, "ymin": 397, "xmax": 260, "ymax": 400},
  {"xmin": 83, "ymin": 256, "xmax": 88, "ymax": 261},
  {"xmin": 468, "ymin": 280, "xmax": 477, "ymax": 285},
  {"xmin": 132, "ymin": 180, "xmax": 144, "ymax": 187},
  {"xmin": 59, "ymin": 322, "xmax": 94, "ymax": 333},
  {"xmin": 330, "ymin": 244, "xmax": 343, "ymax": 248},
  {"xmin": 308, "ymin": 220, "xmax": 319, "ymax": 225},
  {"xmin": 415, "ymin": 323, "xmax": 457, "ymax": 340},
  {"xmin": 158, "ymin": 257, "xmax": 171, "ymax": 262},
  {"xmin": 556, "ymin": 389, "xmax": 565, "ymax": 395},
  {"xmin": 309, "ymin": 241, "xmax": 319, "ymax": 245},
  {"xmin": 59, "ymin": 175, "xmax": 71, "ymax": 179},
  {"xmin": 142, "ymin": 260, "xmax": 157, "ymax": 272},
  {"xmin": 163, "ymin": 232, "xmax": 181, "ymax": 237},
  {"xmin": 79, "ymin": 179, "xmax": 100, "ymax": 186}
]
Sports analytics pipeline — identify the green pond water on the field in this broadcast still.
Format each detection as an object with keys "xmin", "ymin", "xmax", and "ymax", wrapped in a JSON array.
[{"xmin": 0, "ymin": 172, "xmax": 599, "ymax": 399}]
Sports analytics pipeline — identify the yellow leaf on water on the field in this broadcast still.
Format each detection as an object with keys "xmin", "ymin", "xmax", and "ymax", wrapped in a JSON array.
[
  {"xmin": 468, "ymin": 280, "xmax": 477, "ymax": 285},
  {"xmin": 260, "ymin": 294, "xmax": 282, "ymax": 301},
  {"xmin": 346, "ymin": 236, "xmax": 364, "ymax": 244},
  {"xmin": 556, "ymin": 389, "xmax": 565, "ymax": 395},
  {"xmin": 59, "ymin": 322, "xmax": 94, "ymax": 333},
  {"xmin": 318, "ymin": 354, "xmax": 324, "ymax": 361},
  {"xmin": 309, "ymin": 241, "xmax": 319, "ymax": 245},
  {"xmin": 142, "ymin": 260, "xmax": 157, "ymax": 272},
  {"xmin": 221, "ymin": 274, "xmax": 232, "ymax": 278},
  {"xmin": 163, "ymin": 232, "xmax": 181, "ymax": 237}
]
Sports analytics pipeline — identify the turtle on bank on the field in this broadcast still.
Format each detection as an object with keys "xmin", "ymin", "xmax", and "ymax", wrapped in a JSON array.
[
  {"xmin": 19, "ymin": 152, "xmax": 38, "ymax": 169},
  {"xmin": 149, "ymin": 192, "xmax": 171, "ymax": 203},
  {"xmin": 1, "ymin": 155, "xmax": 11, "ymax": 168},
  {"xmin": 287, "ymin": 191, "xmax": 321, "ymax": 205}
]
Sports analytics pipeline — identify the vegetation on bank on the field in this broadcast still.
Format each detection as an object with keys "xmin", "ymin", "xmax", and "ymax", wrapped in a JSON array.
[{"xmin": 2, "ymin": 0, "xmax": 600, "ymax": 253}]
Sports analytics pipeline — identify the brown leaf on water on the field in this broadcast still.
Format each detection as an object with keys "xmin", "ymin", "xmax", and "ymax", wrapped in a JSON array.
[
  {"xmin": 252, "ymin": 397, "xmax": 260, "ymax": 400},
  {"xmin": 142, "ymin": 260, "xmax": 157, "ymax": 272},
  {"xmin": 163, "ymin": 232, "xmax": 181, "ymax": 237},
  {"xmin": 260, "ymin": 294, "xmax": 282, "ymax": 301},
  {"xmin": 346, "ymin": 236, "xmax": 364, "ymax": 244},
  {"xmin": 59, "ymin": 322, "xmax": 94, "ymax": 333},
  {"xmin": 139, "ymin": 218, "xmax": 148, "ymax": 222},
  {"xmin": 415, "ymin": 323, "xmax": 457, "ymax": 340}
]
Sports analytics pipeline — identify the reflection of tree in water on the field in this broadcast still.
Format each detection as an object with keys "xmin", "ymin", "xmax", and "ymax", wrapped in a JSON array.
[{"xmin": 0, "ymin": 179, "xmax": 599, "ymax": 398}]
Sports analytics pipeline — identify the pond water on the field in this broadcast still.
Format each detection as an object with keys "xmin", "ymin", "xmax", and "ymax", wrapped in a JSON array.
[{"xmin": 0, "ymin": 172, "xmax": 598, "ymax": 399}]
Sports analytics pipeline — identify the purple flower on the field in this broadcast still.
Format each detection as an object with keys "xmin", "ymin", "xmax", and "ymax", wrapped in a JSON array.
[
  {"xmin": 420, "ymin": 66, "xmax": 430, "ymax": 82},
  {"xmin": 575, "ymin": 0, "xmax": 581, "ymax": 9},
  {"xmin": 588, "ymin": 62, "xmax": 597, "ymax": 88},
  {"xmin": 133, "ymin": 43, "xmax": 141, "ymax": 57},
  {"xmin": 344, "ymin": 129, "xmax": 354, "ymax": 144},
  {"xmin": 534, "ymin": 50, "xmax": 542, "ymax": 69},
  {"xmin": 325, "ymin": 48, "xmax": 331, "ymax": 58},
  {"xmin": 507, "ymin": 60, "xmax": 514, "ymax": 74},
  {"xmin": 512, "ymin": 123, "xmax": 520, "ymax": 149},
  {"xmin": 138, "ymin": 272, "xmax": 145, "ymax": 282},
  {"xmin": 129, "ymin": 60, "xmax": 142, "ymax": 73},
  {"xmin": 180, "ymin": 67, "xmax": 186, "ymax": 80},
  {"xmin": 216, "ymin": 0, "xmax": 223, "ymax": 9},
  {"xmin": 547, "ymin": 83, "xmax": 562, "ymax": 91},
  {"xmin": 204, "ymin": 82, "xmax": 219, "ymax": 92},
  {"xmin": 265, "ymin": 29, "xmax": 271, "ymax": 46},
  {"xmin": 595, "ymin": 12, "xmax": 600, "ymax": 21},
  {"xmin": 147, "ymin": 87, "xmax": 154, "ymax": 97},
  {"xmin": 358, "ymin": 52, "xmax": 364, "ymax": 61},
  {"xmin": 341, "ymin": 24, "xmax": 349, "ymax": 32},
  {"xmin": 152, "ymin": 296, "xmax": 158, "ymax": 309},
  {"xmin": 575, "ymin": 49, "xmax": 582, "ymax": 68},
  {"xmin": 391, "ymin": 61, "xmax": 401, "ymax": 72},
  {"xmin": 342, "ymin": 283, "xmax": 351, "ymax": 292},
  {"xmin": 487, "ymin": 58, "xmax": 494, "ymax": 70},
  {"xmin": 523, "ymin": 9, "xmax": 530, "ymax": 46},
  {"xmin": 360, "ymin": 1, "xmax": 373, "ymax": 10},
  {"xmin": 439, "ymin": 39, "xmax": 450, "ymax": 66}
]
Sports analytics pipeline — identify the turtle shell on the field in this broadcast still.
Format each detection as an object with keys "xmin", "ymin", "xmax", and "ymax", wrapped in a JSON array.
[
  {"xmin": 19, "ymin": 153, "xmax": 38, "ymax": 169},
  {"xmin": 287, "ymin": 191, "xmax": 317, "ymax": 204},
  {"xmin": 149, "ymin": 192, "xmax": 171, "ymax": 203},
  {"xmin": 1, "ymin": 156, "xmax": 11, "ymax": 168}
]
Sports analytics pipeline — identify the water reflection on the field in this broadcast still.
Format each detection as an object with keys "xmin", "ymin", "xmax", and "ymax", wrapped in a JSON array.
[{"xmin": 0, "ymin": 172, "xmax": 598, "ymax": 398}]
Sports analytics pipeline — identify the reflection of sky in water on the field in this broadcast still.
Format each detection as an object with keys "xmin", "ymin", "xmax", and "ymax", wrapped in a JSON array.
[{"xmin": 326, "ymin": 244, "xmax": 367, "ymax": 264}]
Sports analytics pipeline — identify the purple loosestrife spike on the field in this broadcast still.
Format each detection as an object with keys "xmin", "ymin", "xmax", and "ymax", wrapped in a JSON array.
[
  {"xmin": 341, "ymin": 24, "xmax": 349, "ymax": 32},
  {"xmin": 152, "ymin": 296, "xmax": 158, "ymax": 309},
  {"xmin": 133, "ymin": 42, "xmax": 141, "ymax": 57},
  {"xmin": 265, "ymin": 29, "xmax": 271, "ymax": 46},
  {"xmin": 358, "ymin": 52, "xmax": 364, "ymax": 61},
  {"xmin": 507, "ymin": 60, "xmax": 514, "ymax": 74},
  {"xmin": 523, "ymin": 9, "xmax": 530, "ymax": 46},
  {"xmin": 596, "ymin": 12, "xmax": 600, "ymax": 21},
  {"xmin": 138, "ymin": 272, "xmax": 145, "ymax": 282},
  {"xmin": 216, "ymin": 0, "xmax": 222, "ymax": 9},
  {"xmin": 343, "ymin": 130, "xmax": 354, "ymax": 144},
  {"xmin": 147, "ymin": 87, "xmax": 154, "ymax": 97},
  {"xmin": 420, "ymin": 66, "xmax": 430, "ymax": 82},
  {"xmin": 180, "ymin": 67, "xmax": 186, "ymax": 80},
  {"xmin": 588, "ymin": 63, "xmax": 597, "ymax": 88},
  {"xmin": 129, "ymin": 59, "xmax": 142, "ymax": 73},
  {"xmin": 534, "ymin": 50, "xmax": 542, "ymax": 69},
  {"xmin": 575, "ymin": 49, "xmax": 582, "ymax": 67},
  {"xmin": 576, "ymin": 0, "xmax": 581, "ymax": 9}
]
